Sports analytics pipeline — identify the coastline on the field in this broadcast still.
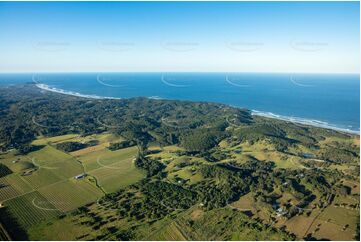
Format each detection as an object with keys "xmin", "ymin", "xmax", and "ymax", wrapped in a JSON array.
[
  {"xmin": 35, "ymin": 83, "xmax": 121, "ymax": 100},
  {"xmin": 35, "ymin": 83, "xmax": 360, "ymax": 135},
  {"xmin": 251, "ymin": 110, "xmax": 359, "ymax": 135}
]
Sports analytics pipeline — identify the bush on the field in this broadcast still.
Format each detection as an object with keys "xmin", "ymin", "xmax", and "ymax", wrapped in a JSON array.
[
  {"xmin": 180, "ymin": 129, "xmax": 224, "ymax": 152},
  {"xmin": 108, "ymin": 140, "xmax": 136, "ymax": 151},
  {"xmin": 56, "ymin": 142, "xmax": 87, "ymax": 152}
]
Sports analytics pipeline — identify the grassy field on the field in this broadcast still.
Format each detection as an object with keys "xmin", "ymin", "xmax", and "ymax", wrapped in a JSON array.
[
  {"xmin": 27, "ymin": 198, "xmax": 128, "ymax": 240},
  {"xmin": 236, "ymin": 141, "xmax": 303, "ymax": 169},
  {"xmin": 309, "ymin": 218, "xmax": 355, "ymax": 241},
  {"xmin": 32, "ymin": 133, "xmax": 121, "ymax": 146},
  {"xmin": 152, "ymin": 221, "xmax": 188, "ymax": 240},
  {"xmin": 77, "ymin": 146, "xmax": 138, "ymax": 170},
  {"xmin": 146, "ymin": 145, "xmax": 208, "ymax": 186},
  {"xmin": 147, "ymin": 145, "xmax": 185, "ymax": 161},
  {"xmin": 0, "ymin": 150, "xmax": 33, "ymax": 173},
  {"xmin": 88, "ymin": 161, "xmax": 144, "ymax": 193},
  {"xmin": 280, "ymin": 214, "xmax": 316, "ymax": 238},
  {"xmin": 230, "ymin": 192, "xmax": 254, "ymax": 211},
  {"xmin": 28, "ymin": 215, "xmax": 98, "ymax": 240},
  {"xmin": 37, "ymin": 179, "xmax": 103, "ymax": 212},
  {"xmin": 172, "ymin": 207, "xmax": 292, "ymax": 241},
  {"xmin": 70, "ymin": 143, "xmax": 107, "ymax": 157},
  {"xmin": 31, "ymin": 134, "xmax": 80, "ymax": 146},
  {"xmin": 20, "ymin": 168, "xmax": 65, "ymax": 189},
  {"xmin": 0, "ymin": 133, "xmax": 146, "ymax": 239},
  {"xmin": 27, "ymin": 204, "xmax": 293, "ymax": 241},
  {"xmin": 318, "ymin": 206, "xmax": 358, "ymax": 230},
  {"xmin": 275, "ymin": 194, "xmax": 359, "ymax": 240},
  {"xmin": 143, "ymin": 219, "xmax": 188, "ymax": 241},
  {"xmin": 0, "ymin": 174, "xmax": 33, "ymax": 201},
  {"xmin": 30, "ymin": 145, "xmax": 73, "ymax": 164},
  {"xmin": 2, "ymin": 191, "xmax": 60, "ymax": 229},
  {"xmin": 30, "ymin": 146, "xmax": 83, "ymax": 176},
  {"xmin": 75, "ymin": 145, "xmax": 144, "ymax": 193}
]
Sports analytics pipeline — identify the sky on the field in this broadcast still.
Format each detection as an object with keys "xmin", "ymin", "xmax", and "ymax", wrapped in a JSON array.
[{"xmin": 0, "ymin": 1, "xmax": 359, "ymax": 73}]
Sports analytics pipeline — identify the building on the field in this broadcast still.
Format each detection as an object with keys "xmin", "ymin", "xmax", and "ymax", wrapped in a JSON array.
[{"xmin": 74, "ymin": 173, "xmax": 86, "ymax": 180}]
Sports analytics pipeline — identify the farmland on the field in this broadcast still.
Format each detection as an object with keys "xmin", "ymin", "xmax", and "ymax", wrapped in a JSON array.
[
  {"xmin": 23, "ymin": 138, "xmax": 361, "ymax": 240},
  {"xmin": 0, "ymin": 85, "xmax": 359, "ymax": 240},
  {"xmin": 0, "ymin": 131, "xmax": 145, "ymax": 238},
  {"xmin": 75, "ymin": 144, "xmax": 145, "ymax": 193},
  {"xmin": 2, "ymin": 192, "xmax": 60, "ymax": 229}
]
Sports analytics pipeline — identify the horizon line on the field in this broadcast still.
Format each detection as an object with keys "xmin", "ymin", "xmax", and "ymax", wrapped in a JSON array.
[{"xmin": 0, "ymin": 71, "xmax": 359, "ymax": 75}]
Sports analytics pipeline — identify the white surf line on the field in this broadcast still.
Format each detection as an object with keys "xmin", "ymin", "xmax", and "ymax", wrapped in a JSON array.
[
  {"xmin": 289, "ymin": 75, "xmax": 314, "ymax": 87},
  {"xmin": 148, "ymin": 96, "xmax": 163, "ymax": 100},
  {"xmin": 32, "ymin": 197, "xmax": 60, "ymax": 211},
  {"xmin": 34, "ymin": 82, "xmax": 120, "ymax": 100},
  {"xmin": 96, "ymin": 74, "xmax": 126, "ymax": 88},
  {"xmin": 251, "ymin": 110, "xmax": 359, "ymax": 135},
  {"xmin": 36, "ymin": 83, "xmax": 105, "ymax": 99},
  {"xmin": 161, "ymin": 75, "xmax": 191, "ymax": 88},
  {"xmin": 96, "ymin": 156, "xmax": 135, "ymax": 170},
  {"xmin": 225, "ymin": 75, "xmax": 250, "ymax": 88},
  {"xmin": 31, "ymin": 157, "xmax": 59, "ymax": 170}
]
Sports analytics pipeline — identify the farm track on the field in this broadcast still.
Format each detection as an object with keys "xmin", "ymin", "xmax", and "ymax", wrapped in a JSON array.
[
  {"xmin": 302, "ymin": 207, "xmax": 326, "ymax": 238},
  {"xmin": 75, "ymin": 156, "xmax": 107, "ymax": 195}
]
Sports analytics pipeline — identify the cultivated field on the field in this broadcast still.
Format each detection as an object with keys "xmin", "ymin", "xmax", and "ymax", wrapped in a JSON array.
[
  {"xmin": 0, "ymin": 133, "xmax": 145, "ymax": 238},
  {"xmin": 38, "ymin": 179, "xmax": 103, "ymax": 212},
  {"xmin": 1, "ymin": 191, "xmax": 60, "ymax": 229}
]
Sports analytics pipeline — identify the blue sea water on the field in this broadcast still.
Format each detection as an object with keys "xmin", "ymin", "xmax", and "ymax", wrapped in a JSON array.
[{"xmin": 0, "ymin": 73, "xmax": 359, "ymax": 133}]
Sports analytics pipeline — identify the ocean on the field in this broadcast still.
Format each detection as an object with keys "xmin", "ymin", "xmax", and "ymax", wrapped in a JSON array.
[{"xmin": 0, "ymin": 72, "xmax": 359, "ymax": 134}]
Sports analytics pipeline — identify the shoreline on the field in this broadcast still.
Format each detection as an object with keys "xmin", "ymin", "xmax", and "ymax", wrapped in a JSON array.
[
  {"xmin": 251, "ymin": 110, "xmax": 359, "ymax": 135},
  {"xmin": 36, "ymin": 83, "xmax": 121, "ymax": 100},
  {"xmin": 35, "ymin": 83, "xmax": 359, "ymax": 135}
]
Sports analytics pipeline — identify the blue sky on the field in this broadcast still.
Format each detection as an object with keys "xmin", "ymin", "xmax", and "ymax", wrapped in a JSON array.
[{"xmin": 0, "ymin": 1, "xmax": 359, "ymax": 73}]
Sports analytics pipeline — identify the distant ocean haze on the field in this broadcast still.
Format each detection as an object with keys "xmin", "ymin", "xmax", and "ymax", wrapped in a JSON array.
[{"xmin": 0, "ymin": 72, "xmax": 359, "ymax": 133}]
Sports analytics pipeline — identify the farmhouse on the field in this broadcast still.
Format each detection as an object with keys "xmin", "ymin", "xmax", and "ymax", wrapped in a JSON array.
[
  {"xmin": 276, "ymin": 207, "xmax": 287, "ymax": 217},
  {"xmin": 74, "ymin": 173, "xmax": 87, "ymax": 180}
]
